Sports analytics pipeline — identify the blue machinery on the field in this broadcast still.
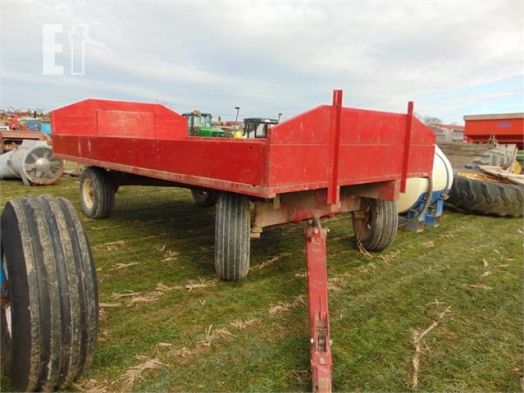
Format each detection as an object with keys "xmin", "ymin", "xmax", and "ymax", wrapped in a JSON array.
[{"xmin": 398, "ymin": 146, "xmax": 454, "ymax": 232}]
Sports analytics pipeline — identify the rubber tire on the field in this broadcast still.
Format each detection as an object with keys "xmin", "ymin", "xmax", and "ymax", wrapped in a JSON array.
[
  {"xmin": 191, "ymin": 189, "xmax": 219, "ymax": 207},
  {"xmin": 0, "ymin": 196, "xmax": 98, "ymax": 392},
  {"xmin": 79, "ymin": 167, "xmax": 115, "ymax": 218},
  {"xmin": 447, "ymin": 173, "xmax": 523, "ymax": 217},
  {"xmin": 351, "ymin": 198, "xmax": 398, "ymax": 252},
  {"xmin": 215, "ymin": 193, "xmax": 250, "ymax": 281},
  {"xmin": 465, "ymin": 145, "xmax": 516, "ymax": 170}
]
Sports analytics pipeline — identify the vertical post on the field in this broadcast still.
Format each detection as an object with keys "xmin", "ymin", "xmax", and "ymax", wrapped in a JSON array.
[
  {"xmin": 305, "ymin": 219, "xmax": 332, "ymax": 393},
  {"xmin": 328, "ymin": 89, "xmax": 343, "ymax": 205},
  {"xmin": 401, "ymin": 101, "xmax": 414, "ymax": 193}
]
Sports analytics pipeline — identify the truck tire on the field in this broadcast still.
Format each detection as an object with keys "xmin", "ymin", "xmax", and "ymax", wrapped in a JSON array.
[
  {"xmin": 215, "ymin": 193, "xmax": 250, "ymax": 281},
  {"xmin": 351, "ymin": 198, "xmax": 398, "ymax": 252},
  {"xmin": 447, "ymin": 173, "xmax": 523, "ymax": 217},
  {"xmin": 191, "ymin": 189, "xmax": 218, "ymax": 207},
  {"xmin": 79, "ymin": 167, "xmax": 115, "ymax": 218},
  {"xmin": 0, "ymin": 196, "xmax": 98, "ymax": 392}
]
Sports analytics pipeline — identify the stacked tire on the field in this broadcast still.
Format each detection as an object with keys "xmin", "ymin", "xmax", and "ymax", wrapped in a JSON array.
[{"xmin": 1, "ymin": 196, "xmax": 98, "ymax": 391}]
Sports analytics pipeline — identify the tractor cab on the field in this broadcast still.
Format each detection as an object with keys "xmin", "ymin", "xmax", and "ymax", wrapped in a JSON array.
[
  {"xmin": 183, "ymin": 110, "xmax": 227, "ymax": 137},
  {"xmin": 243, "ymin": 118, "xmax": 279, "ymax": 139}
]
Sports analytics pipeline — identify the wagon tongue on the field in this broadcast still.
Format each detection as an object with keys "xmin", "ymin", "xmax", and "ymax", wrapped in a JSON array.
[{"xmin": 305, "ymin": 219, "xmax": 333, "ymax": 393}]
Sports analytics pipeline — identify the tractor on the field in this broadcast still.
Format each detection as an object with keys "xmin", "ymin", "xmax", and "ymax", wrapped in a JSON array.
[
  {"xmin": 243, "ymin": 117, "xmax": 279, "ymax": 139},
  {"xmin": 183, "ymin": 110, "xmax": 228, "ymax": 137}
]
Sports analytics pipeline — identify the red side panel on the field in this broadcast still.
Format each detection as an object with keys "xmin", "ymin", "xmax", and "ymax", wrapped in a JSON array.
[
  {"xmin": 97, "ymin": 110, "xmax": 154, "ymax": 138},
  {"xmin": 54, "ymin": 136, "xmax": 267, "ymax": 189},
  {"xmin": 52, "ymin": 99, "xmax": 268, "ymax": 195},
  {"xmin": 266, "ymin": 105, "xmax": 435, "ymax": 191},
  {"xmin": 52, "ymin": 99, "xmax": 188, "ymax": 140},
  {"xmin": 267, "ymin": 106, "xmax": 332, "ymax": 190}
]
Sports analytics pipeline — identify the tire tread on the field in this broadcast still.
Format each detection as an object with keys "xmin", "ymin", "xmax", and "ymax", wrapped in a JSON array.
[
  {"xmin": 448, "ymin": 174, "xmax": 523, "ymax": 217},
  {"xmin": 1, "ymin": 196, "xmax": 98, "ymax": 391},
  {"xmin": 214, "ymin": 193, "xmax": 250, "ymax": 281}
]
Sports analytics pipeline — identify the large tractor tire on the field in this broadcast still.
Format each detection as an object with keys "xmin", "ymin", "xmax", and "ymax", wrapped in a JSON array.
[
  {"xmin": 351, "ymin": 198, "xmax": 398, "ymax": 252},
  {"xmin": 1, "ymin": 196, "xmax": 98, "ymax": 392},
  {"xmin": 191, "ymin": 189, "xmax": 219, "ymax": 207},
  {"xmin": 215, "ymin": 193, "xmax": 250, "ymax": 281},
  {"xmin": 464, "ymin": 144, "xmax": 517, "ymax": 171},
  {"xmin": 447, "ymin": 172, "xmax": 523, "ymax": 217},
  {"xmin": 79, "ymin": 167, "xmax": 115, "ymax": 219}
]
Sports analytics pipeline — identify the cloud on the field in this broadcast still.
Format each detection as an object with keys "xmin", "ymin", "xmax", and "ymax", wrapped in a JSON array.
[{"xmin": 0, "ymin": 0, "xmax": 522, "ymax": 122}]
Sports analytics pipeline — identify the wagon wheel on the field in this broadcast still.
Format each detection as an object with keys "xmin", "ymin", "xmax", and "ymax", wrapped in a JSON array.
[
  {"xmin": 215, "ymin": 193, "xmax": 250, "ymax": 280},
  {"xmin": 351, "ymin": 198, "xmax": 398, "ymax": 252},
  {"xmin": 191, "ymin": 189, "xmax": 218, "ymax": 207},
  {"xmin": 79, "ymin": 167, "xmax": 115, "ymax": 218},
  {"xmin": 1, "ymin": 196, "xmax": 98, "ymax": 391}
]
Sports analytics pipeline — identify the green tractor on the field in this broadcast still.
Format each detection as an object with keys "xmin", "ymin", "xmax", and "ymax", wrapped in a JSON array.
[{"xmin": 183, "ymin": 110, "xmax": 228, "ymax": 137}]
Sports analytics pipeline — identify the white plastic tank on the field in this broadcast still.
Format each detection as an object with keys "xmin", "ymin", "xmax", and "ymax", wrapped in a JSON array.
[{"xmin": 397, "ymin": 146, "xmax": 454, "ymax": 213}]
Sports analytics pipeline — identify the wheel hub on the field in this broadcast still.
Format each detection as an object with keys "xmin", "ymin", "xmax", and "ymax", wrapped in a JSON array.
[
  {"xmin": 34, "ymin": 157, "xmax": 51, "ymax": 173},
  {"xmin": 82, "ymin": 179, "xmax": 95, "ymax": 210}
]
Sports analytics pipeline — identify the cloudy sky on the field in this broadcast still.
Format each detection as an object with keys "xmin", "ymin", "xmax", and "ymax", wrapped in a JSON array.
[{"xmin": 0, "ymin": 0, "xmax": 522, "ymax": 123}]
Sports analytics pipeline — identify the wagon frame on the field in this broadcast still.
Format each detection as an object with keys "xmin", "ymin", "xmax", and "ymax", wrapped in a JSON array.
[{"xmin": 48, "ymin": 90, "xmax": 435, "ymax": 392}]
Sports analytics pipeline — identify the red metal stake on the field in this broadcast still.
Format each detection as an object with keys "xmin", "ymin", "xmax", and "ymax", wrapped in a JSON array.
[
  {"xmin": 305, "ymin": 219, "xmax": 332, "ymax": 393},
  {"xmin": 400, "ymin": 101, "xmax": 414, "ymax": 193},
  {"xmin": 328, "ymin": 89, "xmax": 343, "ymax": 206}
]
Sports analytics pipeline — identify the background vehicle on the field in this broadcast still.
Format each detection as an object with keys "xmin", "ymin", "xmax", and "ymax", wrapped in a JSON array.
[{"xmin": 183, "ymin": 110, "xmax": 228, "ymax": 137}]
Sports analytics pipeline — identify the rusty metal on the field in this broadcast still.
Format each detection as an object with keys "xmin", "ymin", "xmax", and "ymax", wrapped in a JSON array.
[
  {"xmin": 252, "ymin": 188, "xmax": 360, "ymax": 235},
  {"xmin": 0, "ymin": 130, "xmax": 50, "ymax": 153}
]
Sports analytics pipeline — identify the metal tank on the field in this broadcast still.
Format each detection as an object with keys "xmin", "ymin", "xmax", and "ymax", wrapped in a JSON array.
[{"xmin": 0, "ymin": 140, "xmax": 64, "ymax": 185}]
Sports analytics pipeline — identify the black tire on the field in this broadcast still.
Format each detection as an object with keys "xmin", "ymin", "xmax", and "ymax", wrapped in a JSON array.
[
  {"xmin": 191, "ymin": 189, "xmax": 218, "ymax": 207},
  {"xmin": 79, "ymin": 167, "xmax": 115, "ymax": 218},
  {"xmin": 351, "ymin": 198, "xmax": 398, "ymax": 252},
  {"xmin": 0, "ymin": 196, "xmax": 98, "ymax": 392},
  {"xmin": 215, "ymin": 193, "xmax": 250, "ymax": 281},
  {"xmin": 447, "ymin": 173, "xmax": 523, "ymax": 217}
]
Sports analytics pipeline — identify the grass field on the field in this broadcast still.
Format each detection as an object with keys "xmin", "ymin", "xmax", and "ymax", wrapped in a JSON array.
[{"xmin": 1, "ymin": 176, "xmax": 523, "ymax": 392}]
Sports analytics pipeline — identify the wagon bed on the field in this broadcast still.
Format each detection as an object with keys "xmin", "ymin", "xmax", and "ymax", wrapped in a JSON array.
[{"xmin": 51, "ymin": 92, "xmax": 435, "ymax": 200}]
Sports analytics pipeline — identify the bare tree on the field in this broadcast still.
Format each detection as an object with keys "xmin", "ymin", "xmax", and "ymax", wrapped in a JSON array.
[{"xmin": 423, "ymin": 116, "xmax": 442, "ymax": 125}]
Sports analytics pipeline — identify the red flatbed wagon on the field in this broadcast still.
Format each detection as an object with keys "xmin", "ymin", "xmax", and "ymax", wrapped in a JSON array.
[{"xmin": 51, "ymin": 90, "xmax": 435, "ymax": 392}]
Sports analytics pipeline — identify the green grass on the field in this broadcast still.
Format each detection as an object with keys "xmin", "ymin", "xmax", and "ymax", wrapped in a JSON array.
[{"xmin": 1, "ymin": 176, "xmax": 522, "ymax": 392}]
